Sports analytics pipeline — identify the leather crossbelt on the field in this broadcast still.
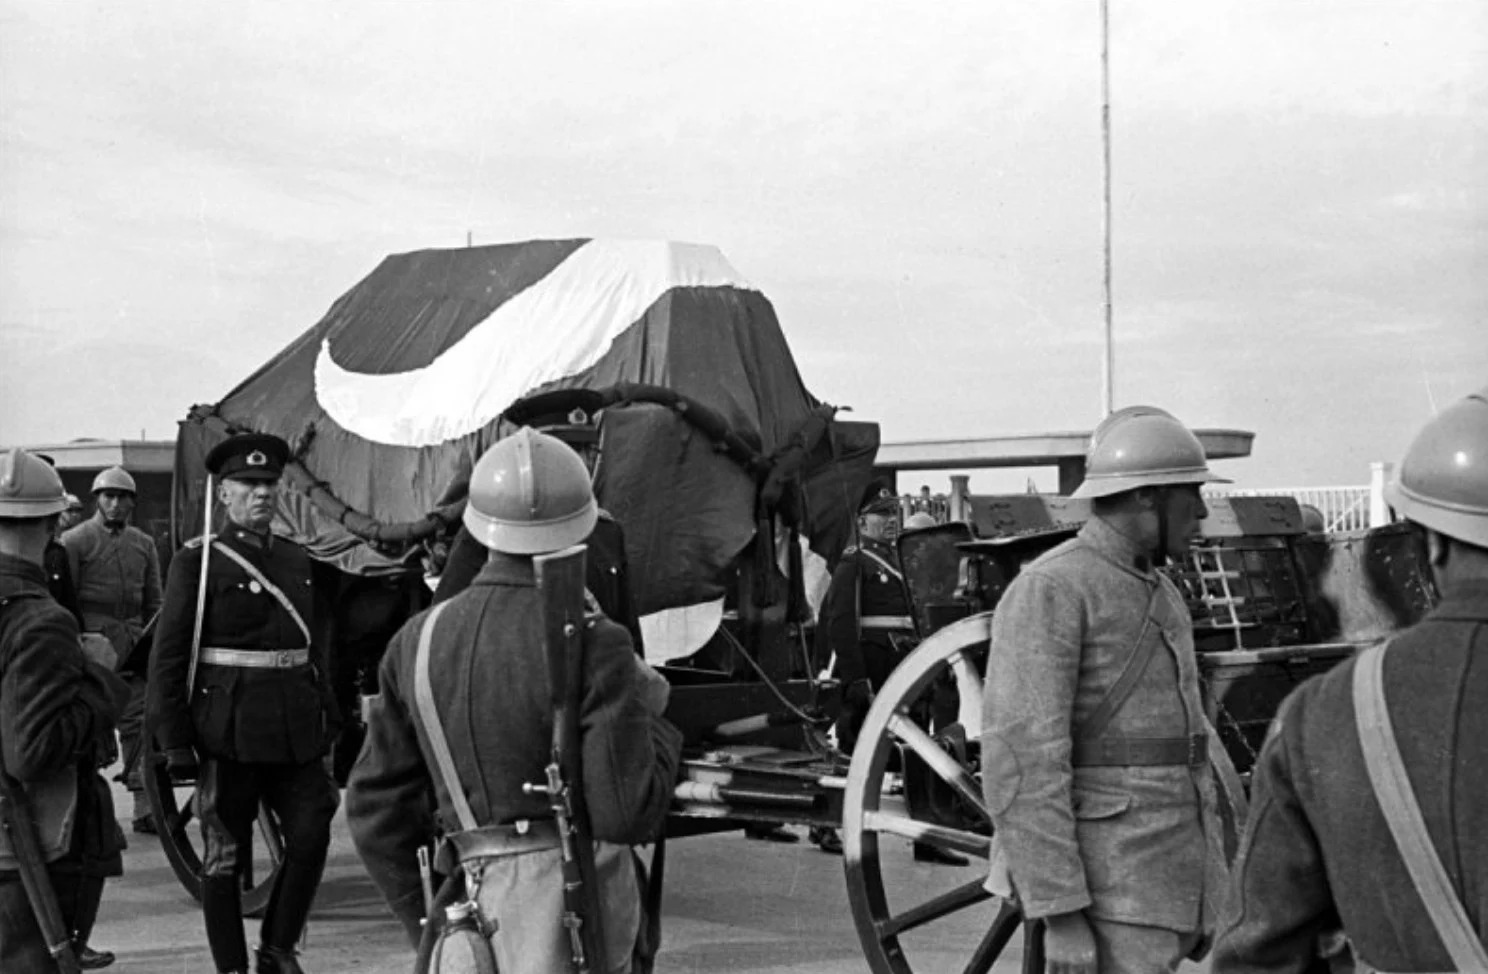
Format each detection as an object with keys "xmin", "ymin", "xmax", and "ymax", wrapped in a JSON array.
[
  {"xmin": 1072, "ymin": 733, "xmax": 1207, "ymax": 768},
  {"xmin": 199, "ymin": 647, "xmax": 310, "ymax": 669}
]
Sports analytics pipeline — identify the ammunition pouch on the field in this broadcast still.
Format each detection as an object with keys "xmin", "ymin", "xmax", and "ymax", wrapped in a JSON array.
[
  {"xmin": 434, "ymin": 820, "xmax": 561, "ymax": 874},
  {"xmin": 0, "ymin": 769, "xmax": 77, "ymax": 870}
]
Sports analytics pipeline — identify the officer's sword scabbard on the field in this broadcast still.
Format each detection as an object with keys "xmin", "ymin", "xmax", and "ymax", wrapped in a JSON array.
[{"xmin": 186, "ymin": 474, "xmax": 214, "ymax": 696}]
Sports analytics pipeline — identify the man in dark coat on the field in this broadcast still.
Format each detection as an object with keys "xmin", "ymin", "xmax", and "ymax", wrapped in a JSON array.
[
  {"xmin": 146, "ymin": 434, "xmax": 339, "ymax": 974},
  {"xmin": 0, "ymin": 448, "xmax": 131, "ymax": 972},
  {"xmin": 1213, "ymin": 387, "xmax": 1488, "ymax": 972},
  {"xmin": 816, "ymin": 482, "xmax": 912, "ymax": 757},
  {"xmin": 347, "ymin": 427, "xmax": 681, "ymax": 973}
]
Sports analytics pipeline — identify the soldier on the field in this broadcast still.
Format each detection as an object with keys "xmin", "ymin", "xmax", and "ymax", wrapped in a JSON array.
[
  {"xmin": 62, "ymin": 465, "xmax": 162, "ymax": 833},
  {"xmin": 1213, "ymin": 387, "xmax": 1488, "ymax": 972},
  {"xmin": 31, "ymin": 457, "xmax": 81, "ymax": 625},
  {"xmin": 1, "ymin": 449, "xmax": 131, "ymax": 971},
  {"xmin": 810, "ymin": 483, "xmax": 963, "ymax": 862},
  {"xmin": 346, "ymin": 427, "xmax": 682, "ymax": 972},
  {"xmin": 981, "ymin": 406, "xmax": 1228, "ymax": 973},
  {"xmin": 433, "ymin": 405, "xmax": 642, "ymax": 650},
  {"xmin": 146, "ymin": 434, "xmax": 339, "ymax": 974},
  {"xmin": 59, "ymin": 493, "xmax": 86, "ymax": 533}
]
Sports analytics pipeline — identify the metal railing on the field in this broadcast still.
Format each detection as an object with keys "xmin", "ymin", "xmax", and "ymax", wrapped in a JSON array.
[
  {"xmin": 1212, "ymin": 462, "xmax": 1395, "ymax": 533},
  {"xmin": 1214, "ymin": 486, "xmax": 1372, "ymax": 532}
]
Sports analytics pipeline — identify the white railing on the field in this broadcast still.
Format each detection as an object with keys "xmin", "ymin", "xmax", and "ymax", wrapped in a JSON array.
[{"xmin": 1211, "ymin": 462, "xmax": 1395, "ymax": 533}]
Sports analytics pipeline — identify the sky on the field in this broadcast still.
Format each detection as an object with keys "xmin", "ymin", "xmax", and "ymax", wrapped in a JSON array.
[{"xmin": 2, "ymin": 1, "xmax": 1484, "ymax": 492}]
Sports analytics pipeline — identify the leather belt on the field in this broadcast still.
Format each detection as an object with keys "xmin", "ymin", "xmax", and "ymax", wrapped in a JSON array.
[
  {"xmin": 198, "ymin": 647, "xmax": 310, "ymax": 669},
  {"xmin": 860, "ymin": 615, "xmax": 914, "ymax": 631},
  {"xmin": 1072, "ymin": 733, "xmax": 1207, "ymax": 768},
  {"xmin": 443, "ymin": 820, "xmax": 561, "ymax": 864}
]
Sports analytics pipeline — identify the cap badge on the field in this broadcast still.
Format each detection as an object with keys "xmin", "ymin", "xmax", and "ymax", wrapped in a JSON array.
[{"xmin": 246, "ymin": 451, "xmax": 268, "ymax": 467}]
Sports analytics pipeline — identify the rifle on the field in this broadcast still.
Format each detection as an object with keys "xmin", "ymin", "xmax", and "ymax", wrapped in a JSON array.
[
  {"xmin": 523, "ymin": 544, "xmax": 607, "ymax": 974},
  {"xmin": 0, "ymin": 768, "xmax": 81, "ymax": 974}
]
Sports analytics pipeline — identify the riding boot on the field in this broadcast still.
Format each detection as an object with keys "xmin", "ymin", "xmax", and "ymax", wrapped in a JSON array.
[
  {"xmin": 202, "ymin": 875, "xmax": 249, "ymax": 974},
  {"xmin": 259, "ymin": 849, "xmax": 328, "ymax": 954}
]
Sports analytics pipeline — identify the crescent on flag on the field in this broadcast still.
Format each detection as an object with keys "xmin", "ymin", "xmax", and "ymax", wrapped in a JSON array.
[{"xmin": 312, "ymin": 238, "xmax": 756, "ymax": 447}]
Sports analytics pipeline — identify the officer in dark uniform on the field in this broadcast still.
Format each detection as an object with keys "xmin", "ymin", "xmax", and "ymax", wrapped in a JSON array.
[
  {"xmin": 146, "ymin": 434, "xmax": 339, "ymax": 974},
  {"xmin": 433, "ymin": 406, "xmax": 642, "ymax": 649},
  {"xmin": 817, "ymin": 482, "xmax": 913, "ymax": 756}
]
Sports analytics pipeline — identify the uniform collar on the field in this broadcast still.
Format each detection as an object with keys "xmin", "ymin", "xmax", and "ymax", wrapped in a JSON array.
[
  {"xmin": 223, "ymin": 524, "xmax": 274, "ymax": 551},
  {"xmin": 0, "ymin": 552, "xmax": 48, "ymax": 594},
  {"xmin": 473, "ymin": 550, "xmax": 537, "ymax": 587},
  {"xmin": 1430, "ymin": 578, "xmax": 1488, "ymax": 621},
  {"xmin": 1079, "ymin": 516, "xmax": 1158, "ymax": 579}
]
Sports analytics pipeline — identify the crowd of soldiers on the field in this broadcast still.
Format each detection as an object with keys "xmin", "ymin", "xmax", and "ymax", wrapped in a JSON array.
[{"xmin": 1, "ymin": 385, "xmax": 1484, "ymax": 973}]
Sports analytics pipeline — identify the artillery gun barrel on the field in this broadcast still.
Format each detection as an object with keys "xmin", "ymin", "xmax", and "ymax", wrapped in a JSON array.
[{"xmin": 673, "ymin": 781, "xmax": 819, "ymax": 810}]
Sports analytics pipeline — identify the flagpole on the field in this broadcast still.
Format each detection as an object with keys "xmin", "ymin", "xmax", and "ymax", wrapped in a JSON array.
[{"xmin": 1100, "ymin": 0, "xmax": 1114, "ymax": 418}]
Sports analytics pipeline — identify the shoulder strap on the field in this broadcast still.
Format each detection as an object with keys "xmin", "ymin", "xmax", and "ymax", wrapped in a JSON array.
[
  {"xmin": 1353, "ymin": 641, "xmax": 1487, "ymax": 969},
  {"xmin": 858, "ymin": 546, "xmax": 904, "ymax": 584},
  {"xmin": 412, "ymin": 602, "xmax": 478, "ymax": 832},
  {"xmin": 209, "ymin": 541, "xmax": 311, "ymax": 645},
  {"xmin": 1076, "ymin": 579, "xmax": 1165, "ymax": 743}
]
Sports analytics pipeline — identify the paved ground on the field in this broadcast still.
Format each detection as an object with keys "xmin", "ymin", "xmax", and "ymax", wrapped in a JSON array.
[{"xmin": 90, "ymin": 775, "xmax": 1202, "ymax": 973}]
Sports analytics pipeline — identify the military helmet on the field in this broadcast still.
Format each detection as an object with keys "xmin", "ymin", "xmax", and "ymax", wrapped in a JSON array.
[
  {"xmin": 91, "ymin": 465, "xmax": 137, "ymax": 495},
  {"xmin": 1385, "ymin": 386, "xmax": 1488, "ymax": 548},
  {"xmin": 0, "ymin": 448, "xmax": 69, "ymax": 518},
  {"xmin": 463, "ymin": 427, "xmax": 598, "ymax": 555},
  {"xmin": 903, "ymin": 512, "xmax": 938, "ymax": 530},
  {"xmin": 1071, "ymin": 405, "xmax": 1230, "ymax": 499}
]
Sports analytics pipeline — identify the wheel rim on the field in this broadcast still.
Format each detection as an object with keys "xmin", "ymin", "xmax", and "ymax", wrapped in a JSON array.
[
  {"xmin": 143, "ymin": 741, "xmax": 287, "ymax": 917},
  {"xmin": 843, "ymin": 613, "xmax": 1033, "ymax": 974}
]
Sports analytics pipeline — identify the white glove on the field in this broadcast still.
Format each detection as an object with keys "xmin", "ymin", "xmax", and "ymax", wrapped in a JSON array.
[{"xmin": 79, "ymin": 632, "xmax": 118, "ymax": 670}]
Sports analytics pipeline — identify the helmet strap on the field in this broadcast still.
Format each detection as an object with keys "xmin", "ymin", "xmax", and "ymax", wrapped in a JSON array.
[{"xmin": 1151, "ymin": 487, "xmax": 1172, "ymax": 568}]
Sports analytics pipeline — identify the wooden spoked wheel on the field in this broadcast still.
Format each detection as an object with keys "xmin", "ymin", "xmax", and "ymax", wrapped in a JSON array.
[
  {"xmin": 842, "ymin": 613, "xmax": 1043, "ymax": 974},
  {"xmin": 142, "ymin": 739, "xmax": 286, "ymax": 916}
]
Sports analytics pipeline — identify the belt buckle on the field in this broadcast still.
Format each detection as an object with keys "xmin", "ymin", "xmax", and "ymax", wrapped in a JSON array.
[{"xmin": 276, "ymin": 650, "xmax": 291, "ymax": 668}]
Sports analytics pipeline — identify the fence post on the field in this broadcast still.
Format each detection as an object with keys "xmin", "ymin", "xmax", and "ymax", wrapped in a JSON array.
[
  {"xmin": 1368, "ymin": 461, "xmax": 1393, "ymax": 527},
  {"xmin": 949, "ymin": 475, "xmax": 970, "ymax": 523}
]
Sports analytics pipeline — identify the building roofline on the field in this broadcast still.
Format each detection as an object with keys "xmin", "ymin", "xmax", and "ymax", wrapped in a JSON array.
[
  {"xmin": 4, "ymin": 439, "xmax": 175, "ymax": 472},
  {"xmin": 875, "ymin": 428, "xmax": 1253, "ymax": 472}
]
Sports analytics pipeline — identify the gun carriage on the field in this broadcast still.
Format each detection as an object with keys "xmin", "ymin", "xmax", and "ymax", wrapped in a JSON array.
[{"xmin": 134, "ymin": 238, "xmax": 1434, "ymax": 972}]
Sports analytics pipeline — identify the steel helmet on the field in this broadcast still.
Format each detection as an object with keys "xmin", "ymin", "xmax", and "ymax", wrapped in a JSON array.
[
  {"xmin": 463, "ymin": 427, "xmax": 598, "ymax": 555},
  {"xmin": 1385, "ymin": 386, "xmax": 1488, "ymax": 548},
  {"xmin": 1071, "ymin": 405, "xmax": 1230, "ymax": 499},
  {"xmin": 91, "ymin": 466, "xmax": 137, "ymax": 495},
  {"xmin": 0, "ymin": 449, "xmax": 68, "ymax": 518},
  {"xmin": 904, "ymin": 512, "xmax": 938, "ymax": 530}
]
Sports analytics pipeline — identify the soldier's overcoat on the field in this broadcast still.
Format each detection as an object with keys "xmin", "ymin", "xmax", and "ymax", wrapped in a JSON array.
[
  {"xmin": 346, "ymin": 551, "xmax": 682, "ymax": 960},
  {"xmin": 981, "ymin": 517, "xmax": 1223, "ymax": 933},
  {"xmin": 1213, "ymin": 578, "xmax": 1488, "ymax": 972},
  {"xmin": 62, "ymin": 515, "xmax": 161, "ymax": 667}
]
